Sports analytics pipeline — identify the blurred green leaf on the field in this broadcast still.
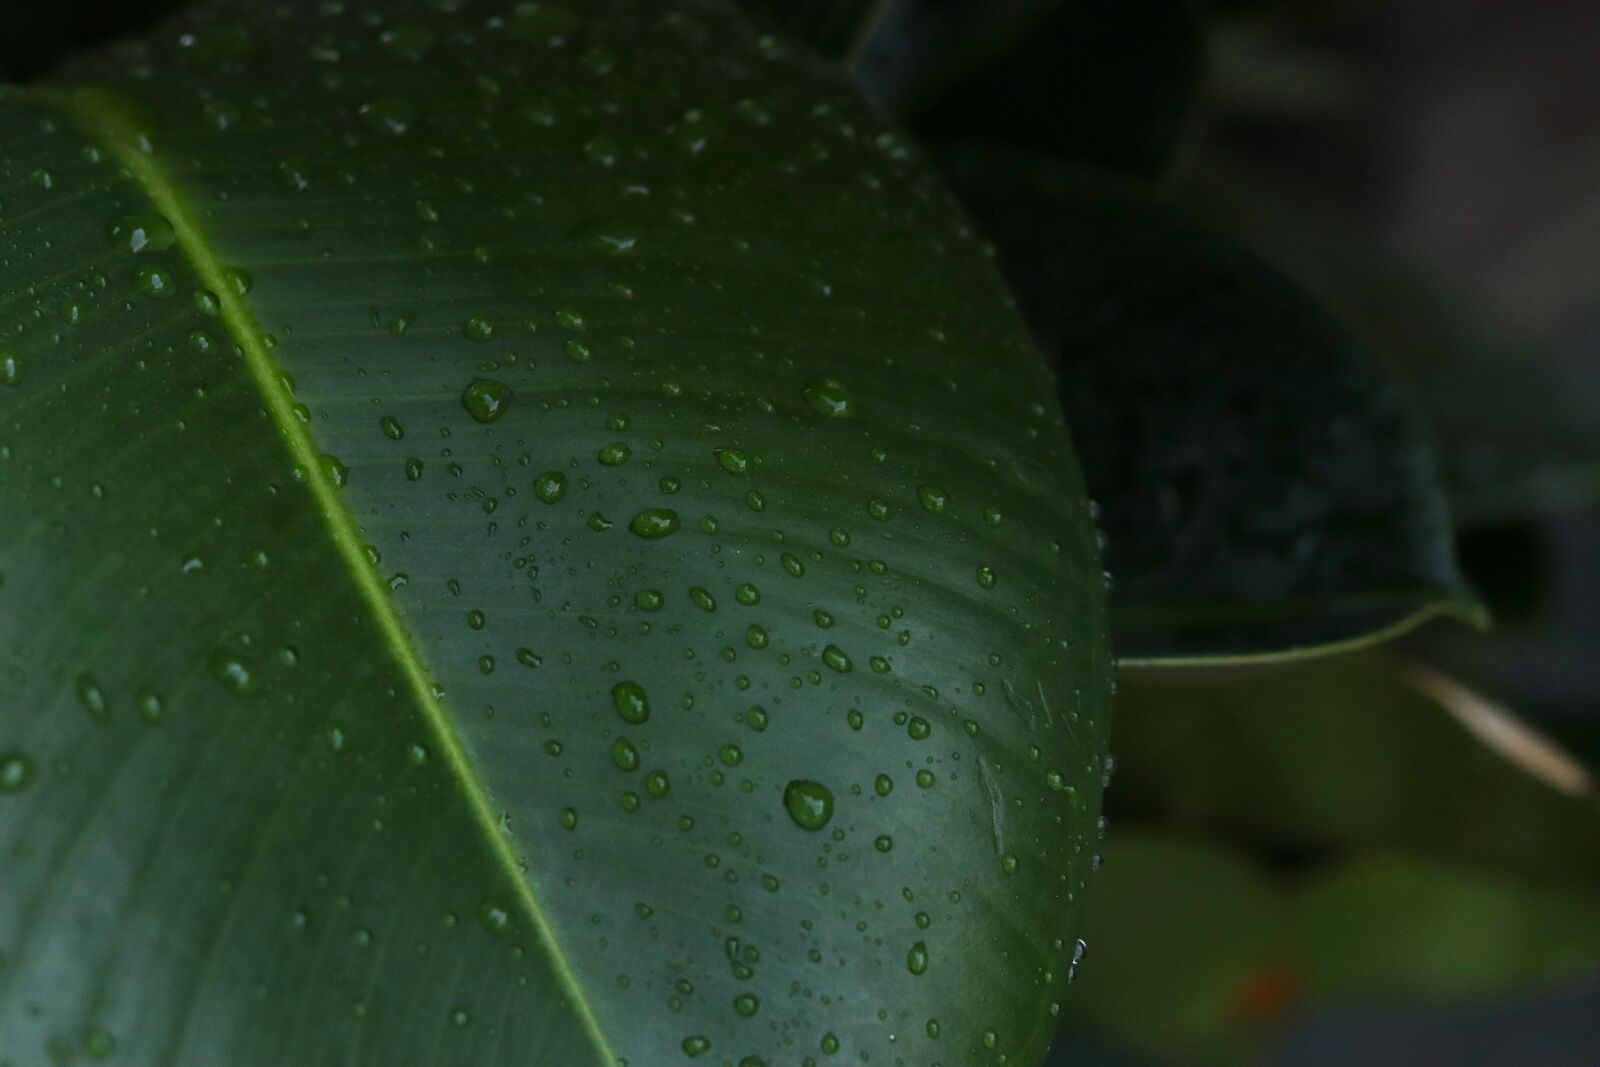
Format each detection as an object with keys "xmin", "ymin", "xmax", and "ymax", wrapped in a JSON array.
[
  {"xmin": 862, "ymin": 0, "xmax": 1203, "ymax": 177},
  {"xmin": 939, "ymin": 149, "xmax": 1484, "ymax": 664},
  {"xmin": 1183, "ymin": 163, "xmax": 1600, "ymax": 525},
  {"xmin": 1060, "ymin": 830, "xmax": 1600, "ymax": 1066},
  {"xmin": 1295, "ymin": 860, "xmax": 1600, "ymax": 999},
  {"xmin": 1107, "ymin": 653, "xmax": 1600, "ymax": 883},
  {"xmin": 1055, "ymin": 832, "xmax": 1284, "ymax": 1065},
  {"xmin": 736, "ymin": 0, "xmax": 890, "ymax": 61}
]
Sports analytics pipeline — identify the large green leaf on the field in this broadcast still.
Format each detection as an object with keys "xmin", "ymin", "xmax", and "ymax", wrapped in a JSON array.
[
  {"xmin": 937, "ymin": 150, "xmax": 1484, "ymax": 665},
  {"xmin": 1106, "ymin": 654, "xmax": 1600, "ymax": 883},
  {"xmin": 1053, "ymin": 830, "xmax": 1600, "ymax": 1066},
  {"xmin": 0, "ymin": 3, "xmax": 1113, "ymax": 1065}
]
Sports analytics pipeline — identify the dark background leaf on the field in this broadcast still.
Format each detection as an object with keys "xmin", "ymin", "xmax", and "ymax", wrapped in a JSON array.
[
  {"xmin": 938, "ymin": 149, "xmax": 1483, "ymax": 663},
  {"xmin": 861, "ymin": 0, "xmax": 1205, "ymax": 178}
]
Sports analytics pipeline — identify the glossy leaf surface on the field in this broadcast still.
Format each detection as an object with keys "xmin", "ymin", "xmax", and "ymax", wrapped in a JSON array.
[
  {"xmin": 939, "ymin": 151, "xmax": 1484, "ymax": 664},
  {"xmin": 0, "ymin": 3, "xmax": 1112, "ymax": 1065}
]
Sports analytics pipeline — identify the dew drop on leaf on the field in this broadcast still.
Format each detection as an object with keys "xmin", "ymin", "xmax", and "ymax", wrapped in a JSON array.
[
  {"xmin": 782, "ymin": 779, "xmax": 833, "ymax": 830},
  {"xmin": 461, "ymin": 378, "xmax": 511, "ymax": 423},
  {"xmin": 629, "ymin": 507, "xmax": 679, "ymax": 539},
  {"xmin": 801, "ymin": 374, "xmax": 854, "ymax": 417}
]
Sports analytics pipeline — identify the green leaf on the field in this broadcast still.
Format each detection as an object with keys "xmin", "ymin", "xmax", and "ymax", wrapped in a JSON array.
[
  {"xmin": 0, "ymin": 3, "xmax": 1112, "ymax": 1065},
  {"xmin": 735, "ymin": 0, "xmax": 890, "ymax": 62},
  {"xmin": 1058, "ymin": 830, "xmax": 1600, "ymax": 1066},
  {"xmin": 1293, "ymin": 859, "xmax": 1600, "ymax": 1000},
  {"xmin": 937, "ymin": 150, "xmax": 1484, "ymax": 664},
  {"xmin": 1182, "ymin": 163, "xmax": 1600, "ymax": 525},
  {"xmin": 1106, "ymin": 653, "xmax": 1600, "ymax": 883},
  {"xmin": 866, "ymin": 0, "xmax": 1205, "ymax": 177}
]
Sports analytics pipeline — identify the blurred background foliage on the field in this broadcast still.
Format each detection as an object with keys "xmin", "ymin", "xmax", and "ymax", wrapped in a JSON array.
[{"xmin": 6, "ymin": 0, "xmax": 1598, "ymax": 1063}]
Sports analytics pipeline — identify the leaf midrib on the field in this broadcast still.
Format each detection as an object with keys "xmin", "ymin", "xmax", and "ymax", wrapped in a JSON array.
[{"xmin": 40, "ymin": 83, "xmax": 617, "ymax": 1067}]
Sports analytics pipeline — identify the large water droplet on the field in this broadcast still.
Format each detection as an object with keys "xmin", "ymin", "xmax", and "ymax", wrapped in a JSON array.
[
  {"xmin": 629, "ymin": 507, "xmax": 680, "ymax": 539},
  {"xmin": 612, "ymin": 681, "xmax": 651, "ymax": 724},
  {"xmin": 783, "ymin": 779, "xmax": 834, "ymax": 830},
  {"xmin": 461, "ymin": 378, "xmax": 511, "ymax": 423},
  {"xmin": 802, "ymin": 375, "xmax": 854, "ymax": 417}
]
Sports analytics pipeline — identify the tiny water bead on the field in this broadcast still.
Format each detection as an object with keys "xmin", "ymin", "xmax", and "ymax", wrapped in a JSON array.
[
  {"xmin": 0, "ymin": 351, "xmax": 20, "ymax": 386},
  {"xmin": 478, "ymin": 898, "xmax": 512, "ymax": 935},
  {"xmin": 782, "ymin": 779, "xmax": 834, "ymax": 830},
  {"xmin": 0, "ymin": 751, "xmax": 36, "ymax": 793},
  {"xmin": 611, "ymin": 680, "xmax": 651, "ymax": 724},
  {"xmin": 801, "ymin": 374, "xmax": 855, "ymax": 417},
  {"xmin": 135, "ymin": 263, "xmax": 177, "ymax": 298},
  {"xmin": 207, "ymin": 649, "xmax": 259, "ymax": 697},
  {"xmin": 906, "ymin": 941, "xmax": 929, "ymax": 975},
  {"xmin": 461, "ymin": 378, "xmax": 511, "ymax": 423},
  {"xmin": 715, "ymin": 447, "xmax": 751, "ymax": 474},
  {"xmin": 598, "ymin": 441, "xmax": 631, "ymax": 465},
  {"xmin": 533, "ymin": 470, "xmax": 567, "ymax": 503},
  {"xmin": 611, "ymin": 737, "xmax": 640, "ymax": 773},
  {"xmin": 75, "ymin": 672, "xmax": 109, "ymax": 721},
  {"xmin": 917, "ymin": 484, "xmax": 950, "ymax": 514},
  {"xmin": 109, "ymin": 213, "xmax": 175, "ymax": 254},
  {"xmin": 463, "ymin": 313, "xmax": 500, "ymax": 342},
  {"xmin": 629, "ymin": 507, "xmax": 680, "ymax": 539}
]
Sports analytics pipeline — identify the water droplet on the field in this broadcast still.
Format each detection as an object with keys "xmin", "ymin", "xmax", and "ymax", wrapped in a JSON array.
[
  {"xmin": 207, "ymin": 649, "xmax": 259, "ymax": 697},
  {"xmin": 463, "ymin": 314, "xmax": 500, "ymax": 342},
  {"xmin": 598, "ymin": 441, "xmax": 631, "ymax": 465},
  {"xmin": 136, "ymin": 688, "xmax": 164, "ymax": 724},
  {"xmin": 567, "ymin": 217, "xmax": 643, "ymax": 254},
  {"xmin": 75, "ymin": 672, "xmax": 109, "ymax": 721},
  {"xmin": 783, "ymin": 779, "xmax": 833, "ymax": 830},
  {"xmin": 534, "ymin": 470, "xmax": 568, "ymax": 503},
  {"xmin": 83, "ymin": 1026, "xmax": 116, "ymax": 1059},
  {"xmin": 611, "ymin": 737, "xmax": 640, "ymax": 773},
  {"xmin": 380, "ymin": 415, "xmax": 404, "ymax": 439},
  {"xmin": 478, "ymin": 898, "xmax": 512, "ymax": 935},
  {"xmin": 629, "ymin": 507, "xmax": 680, "ymax": 539},
  {"xmin": 359, "ymin": 95, "xmax": 416, "ymax": 135},
  {"xmin": 612, "ymin": 681, "xmax": 651, "ymax": 724},
  {"xmin": 135, "ymin": 263, "xmax": 176, "ymax": 298},
  {"xmin": 907, "ymin": 941, "xmax": 929, "ymax": 975},
  {"xmin": 917, "ymin": 484, "xmax": 949, "ymax": 514},
  {"xmin": 801, "ymin": 374, "xmax": 854, "ymax": 417},
  {"xmin": 733, "ymin": 993, "xmax": 759, "ymax": 1016},
  {"xmin": 0, "ymin": 351, "xmax": 20, "ymax": 386},
  {"xmin": 822, "ymin": 645, "xmax": 851, "ymax": 672},
  {"xmin": 681, "ymin": 1035, "xmax": 711, "ymax": 1057},
  {"xmin": 715, "ymin": 447, "xmax": 751, "ymax": 474},
  {"xmin": 0, "ymin": 751, "xmax": 36, "ymax": 793},
  {"xmin": 109, "ymin": 213, "xmax": 175, "ymax": 254},
  {"xmin": 976, "ymin": 565, "xmax": 997, "ymax": 590},
  {"xmin": 461, "ymin": 378, "xmax": 511, "ymax": 423}
]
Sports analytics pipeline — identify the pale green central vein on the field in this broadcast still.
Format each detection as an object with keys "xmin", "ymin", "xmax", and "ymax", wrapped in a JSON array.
[{"xmin": 46, "ymin": 84, "xmax": 617, "ymax": 1067}]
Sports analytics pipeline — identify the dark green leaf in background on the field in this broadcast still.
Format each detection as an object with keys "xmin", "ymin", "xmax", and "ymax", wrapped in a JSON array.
[
  {"xmin": 0, "ymin": 2, "xmax": 1112, "ymax": 1064},
  {"xmin": 862, "ymin": 0, "xmax": 1205, "ymax": 178},
  {"xmin": 938, "ymin": 150, "xmax": 1484, "ymax": 664},
  {"xmin": 1182, "ymin": 163, "xmax": 1600, "ymax": 527}
]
